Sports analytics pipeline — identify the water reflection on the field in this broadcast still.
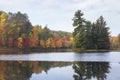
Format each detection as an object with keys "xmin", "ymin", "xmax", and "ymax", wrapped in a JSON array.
[
  {"xmin": 0, "ymin": 61, "xmax": 71, "ymax": 80},
  {"xmin": 0, "ymin": 61, "xmax": 116, "ymax": 80},
  {"xmin": 73, "ymin": 62, "xmax": 110, "ymax": 80}
]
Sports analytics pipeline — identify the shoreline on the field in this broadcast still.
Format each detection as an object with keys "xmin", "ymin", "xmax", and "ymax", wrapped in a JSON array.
[
  {"xmin": 0, "ymin": 48, "xmax": 119, "ymax": 54},
  {"xmin": 0, "ymin": 48, "xmax": 72, "ymax": 53}
]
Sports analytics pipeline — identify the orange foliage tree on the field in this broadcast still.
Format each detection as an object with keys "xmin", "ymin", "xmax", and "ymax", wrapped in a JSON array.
[
  {"xmin": 30, "ymin": 33, "xmax": 38, "ymax": 48},
  {"xmin": 40, "ymin": 40, "xmax": 45, "ymax": 48},
  {"xmin": 56, "ymin": 39, "xmax": 63, "ymax": 48}
]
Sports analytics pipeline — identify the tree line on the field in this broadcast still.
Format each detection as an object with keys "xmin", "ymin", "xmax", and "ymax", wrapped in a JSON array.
[
  {"xmin": 72, "ymin": 10, "xmax": 110, "ymax": 50},
  {"xmin": 0, "ymin": 11, "xmax": 73, "ymax": 49}
]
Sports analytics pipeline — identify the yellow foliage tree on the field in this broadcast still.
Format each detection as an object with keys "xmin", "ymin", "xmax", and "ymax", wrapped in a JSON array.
[
  {"xmin": 17, "ymin": 37, "xmax": 23, "ymax": 48},
  {"xmin": 0, "ymin": 12, "xmax": 7, "ymax": 24},
  {"xmin": 30, "ymin": 27, "xmax": 40, "ymax": 48},
  {"xmin": 0, "ymin": 12, "xmax": 8, "ymax": 47},
  {"xmin": 51, "ymin": 38, "xmax": 56, "ymax": 48},
  {"xmin": 46, "ymin": 38, "xmax": 52, "ymax": 48},
  {"xmin": 40, "ymin": 40, "xmax": 45, "ymax": 48}
]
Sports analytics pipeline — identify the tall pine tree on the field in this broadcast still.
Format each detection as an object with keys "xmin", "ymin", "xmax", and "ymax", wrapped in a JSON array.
[
  {"xmin": 85, "ymin": 21, "xmax": 94, "ymax": 49},
  {"xmin": 92, "ymin": 16, "xmax": 110, "ymax": 49},
  {"xmin": 72, "ymin": 10, "xmax": 87, "ymax": 50}
]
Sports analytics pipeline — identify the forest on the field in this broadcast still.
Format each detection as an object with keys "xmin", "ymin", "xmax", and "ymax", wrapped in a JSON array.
[
  {"xmin": 0, "ymin": 10, "xmax": 119, "ymax": 51},
  {"xmin": 0, "ymin": 11, "xmax": 73, "ymax": 49}
]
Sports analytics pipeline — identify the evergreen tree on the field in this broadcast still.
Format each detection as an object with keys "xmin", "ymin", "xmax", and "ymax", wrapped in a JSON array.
[
  {"xmin": 72, "ymin": 10, "xmax": 87, "ymax": 50},
  {"xmin": 74, "ymin": 27, "xmax": 87, "ymax": 49},
  {"xmin": 92, "ymin": 16, "xmax": 110, "ymax": 49},
  {"xmin": 85, "ymin": 21, "xmax": 94, "ymax": 49},
  {"xmin": 72, "ymin": 10, "xmax": 110, "ymax": 50}
]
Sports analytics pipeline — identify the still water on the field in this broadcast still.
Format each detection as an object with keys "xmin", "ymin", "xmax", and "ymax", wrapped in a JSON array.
[{"xmin": 0, "ymin": 51, "xmax": 120, "ymax": 80}]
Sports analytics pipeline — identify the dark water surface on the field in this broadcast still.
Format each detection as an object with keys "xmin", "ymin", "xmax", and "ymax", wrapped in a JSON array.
[{"xmin": 0, "ymin": 51, "xmax": 120, "ymax": 80}]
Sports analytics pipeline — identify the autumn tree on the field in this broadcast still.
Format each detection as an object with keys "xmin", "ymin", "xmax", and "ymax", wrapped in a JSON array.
[
  {"xmin": 56, "ymin": 39, "xmax": 63, "ymax": 48},
  {"xmin": 117, "ymin": 34, "xmax": 120, "ymax": 48},
  {"xmin": 23, "ymin": 35, "xmax": 30, "ymax": 48},
  {"xmin": 30, "ymin": 27, "xmax": 39, "ymax": 48},
  {"xmin": 40, "ymin": 40, "xmax": 45, "ymax": 48},
  {"xmin": 17, "ymin": 36, "xmax": 23, "ymax": 48},
  {"xmin": 5, "ymin": 12, "xmax": 32, "ymax": 39},
  {"xmin": 7, "ymin": 36, "xmax": 13, "ymax": 47},
  {"xmin": 46, "ymin": 38, "xmax": 52, "ymax": 48},
  {"xmin": 0, "ymin": 11, "xmax": 8, "ymax": 47}
]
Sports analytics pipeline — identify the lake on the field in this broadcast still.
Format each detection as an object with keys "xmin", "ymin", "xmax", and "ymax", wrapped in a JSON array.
[{"xmin": 0, "ymin": 51, "xmax": 120, "ymax": 80}]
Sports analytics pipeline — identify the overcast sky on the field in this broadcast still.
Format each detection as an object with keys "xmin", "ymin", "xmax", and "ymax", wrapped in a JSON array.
[{"xmin": 0, "ymin": 0, "xmax": 120, "ymax": 36}]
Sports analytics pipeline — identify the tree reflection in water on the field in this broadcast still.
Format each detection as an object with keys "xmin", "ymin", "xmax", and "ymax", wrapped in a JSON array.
[
  {"xmin": 0, "ymin": 61, "xmax": 71, "ymax": 80},
  {"xmin": 73, "ymin": 62, "xmax": 110, "ymax": 80},
  {"xmin": 0, "ymin": 61, "xmax": 111, "ymax": 80}
]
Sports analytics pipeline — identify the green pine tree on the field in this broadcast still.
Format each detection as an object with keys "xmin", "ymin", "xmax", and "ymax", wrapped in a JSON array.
[
  {"xmin": 92, "ymin": 16, "xmax": 110, "ymax": 49},
  {"xmin": 72, "ymin": 10, "xmax": 87, "ymax": 50}
]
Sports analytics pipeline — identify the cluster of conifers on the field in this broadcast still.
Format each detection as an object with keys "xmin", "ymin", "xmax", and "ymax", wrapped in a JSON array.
[{"xmin": 72, "ymin": 10, "xmax": 110, "ymax": 50}]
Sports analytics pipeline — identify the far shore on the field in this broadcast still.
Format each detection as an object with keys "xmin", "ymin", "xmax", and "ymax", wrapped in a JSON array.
[
  {"xmin": 0, "ymin": 48, "xmax": 72, "ymax": 54},
  {"xmin": 0, "ymin": 48, "xmax": 119, "ymax": 54}
]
